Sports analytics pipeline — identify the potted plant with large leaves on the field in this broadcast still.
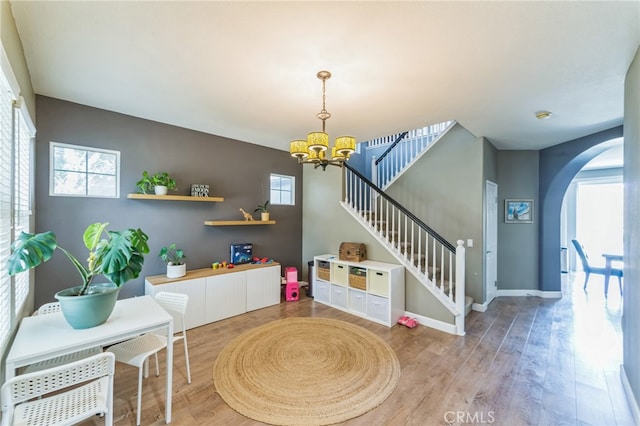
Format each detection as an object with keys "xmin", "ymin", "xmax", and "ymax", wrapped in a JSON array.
[
  {"xmin": 159, "ymin": 243, "xmax": 186, "ymax": 279},
  {"xmin": 136, "ymin": 171, "xmax": 177, "ymax": 195},
  {"xmin": 7, "ymin": 222, "xmax": 149, "ymax": 329}
]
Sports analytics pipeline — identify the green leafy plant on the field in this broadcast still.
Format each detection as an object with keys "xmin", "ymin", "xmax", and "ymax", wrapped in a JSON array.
[
  {"xmin": 158, "ymin": 243, "xmax": 185, "ymax": 266},
  {"xmin": 136, "ymin": 171, "xmax": 177, "ymax": 194},
  {"xmin": 254, "ymin": 200, "xmax": 270, "ymax": 213},
  {"xmin": 7, "ymin": 222, "xmax": 150, "ymax": 296}
]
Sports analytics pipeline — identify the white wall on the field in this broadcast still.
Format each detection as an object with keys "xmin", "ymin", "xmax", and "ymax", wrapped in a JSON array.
[{"xmin": 622, "ymin": 45, "xmax": 640, "ymax": 418}]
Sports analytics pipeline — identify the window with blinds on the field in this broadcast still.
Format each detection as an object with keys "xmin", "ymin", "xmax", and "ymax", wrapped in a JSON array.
[
  {"xmin": 0, "ymin": 73, "xmax": 12, "ymax": 351},
  {"xmin": 0, "ymin": 68, "xmax": 33, "ymax": 351}
]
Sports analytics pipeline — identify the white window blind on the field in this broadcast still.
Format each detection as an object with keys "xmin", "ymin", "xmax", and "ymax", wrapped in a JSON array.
[
  {"xmin": 13, "ymin": 106, "xmax": 32, "ymax": 310},
  {"xmin": 0, "ymin": 71, "xmax": 14, "ymax": 350},
  {"xmin": 0, "ymin": 70, "xmax": 33, "ymax": 351}
]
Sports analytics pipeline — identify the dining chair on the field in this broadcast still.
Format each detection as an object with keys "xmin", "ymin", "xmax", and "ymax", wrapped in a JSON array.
[
  {"xmin": 1, "ymin": 352, "xmax": 115, "ymax": 426},
  {"xmin": 571, "ymin": 239, "xmax": 623, "ymax": 296},
  {"xmin": 106, "ymin": 291, "xmax": 191, "ymax": 426},
  {"xmin": 21, "ymin": 302, "xmax": 102, "ymax": 374}
]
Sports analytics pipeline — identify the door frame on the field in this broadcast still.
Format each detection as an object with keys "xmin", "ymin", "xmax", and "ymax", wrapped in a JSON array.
[{"xmin": 484, "ymin": 180, "xmax": 498, "ymax": 305}]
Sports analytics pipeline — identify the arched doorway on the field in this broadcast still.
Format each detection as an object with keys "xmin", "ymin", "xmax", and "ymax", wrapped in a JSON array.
[{"xmin": 538, "ymin": 126, "xmax": 623, "ymax": 292}]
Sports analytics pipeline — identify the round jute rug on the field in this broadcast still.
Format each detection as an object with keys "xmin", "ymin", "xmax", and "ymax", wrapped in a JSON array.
[{"xmin": 213, "ymin": 317, "xmax": 401, "ymax": 425}]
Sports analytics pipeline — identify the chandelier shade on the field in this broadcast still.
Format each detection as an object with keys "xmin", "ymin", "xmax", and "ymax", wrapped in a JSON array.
[
  {"xmin": 307, "ymin": 132, "xmax": 329, "ymax": 152},
  {"xmin": 335, "ymin": 136, "xmax": 356, "ymax": 156},
  {"xmin": 288, "ymin": 70, "xmax": 356, "ymax": 170},
  {"xmin": 290, "ymin": 140, "xmax": 308, "ymax": 159}
]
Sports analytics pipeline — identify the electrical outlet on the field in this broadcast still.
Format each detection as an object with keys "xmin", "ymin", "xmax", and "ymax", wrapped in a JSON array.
[{"xmin": 467, "ymin": 239, "xmax": 473, "ymax": 247}]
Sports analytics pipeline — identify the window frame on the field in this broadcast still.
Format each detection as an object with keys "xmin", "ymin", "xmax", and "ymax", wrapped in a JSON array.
[
  {"xmin": 49, "ymin": 142, "xmax": 120, "ymax": 198},
  {"xmin": 269, "ymin": 173, "xmax": 295, "ymax": 206}
]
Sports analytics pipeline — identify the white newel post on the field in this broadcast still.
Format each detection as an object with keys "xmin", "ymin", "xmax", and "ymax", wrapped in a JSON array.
[{"xmin": 455, "ymin": 239, "xmax": 466, "ymax": 336}]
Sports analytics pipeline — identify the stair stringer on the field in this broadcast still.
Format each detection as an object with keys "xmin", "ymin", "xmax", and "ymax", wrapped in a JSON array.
[{"xmin": 340, "ymin": 201, "xmax": 461, "ymax": 317}]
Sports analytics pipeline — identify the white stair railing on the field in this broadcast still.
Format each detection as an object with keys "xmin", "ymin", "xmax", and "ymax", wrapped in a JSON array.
[
  {"xmin": 342, "ymin": 164, "xmax": 466, "ymax": 335},
  {"xmin": 370, "ymin": 120, "xmax": 455, "ymax": 189}
]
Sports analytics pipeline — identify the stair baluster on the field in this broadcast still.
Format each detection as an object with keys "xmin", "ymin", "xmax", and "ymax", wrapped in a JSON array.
[{"xmin": 341, "ymin": 163, "xmax": 466, "ymax": 335}]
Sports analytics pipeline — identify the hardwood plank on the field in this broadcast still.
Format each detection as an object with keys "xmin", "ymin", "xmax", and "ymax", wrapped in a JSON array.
[{"xmin": 77, "ymin": 273, "xmax": 633, "ymax": 425}]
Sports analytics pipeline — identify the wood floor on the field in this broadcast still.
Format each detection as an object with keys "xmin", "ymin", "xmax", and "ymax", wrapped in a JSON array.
[{"xmin": 83, "ymin": 273, "xmax": 635, "ymax": 426}]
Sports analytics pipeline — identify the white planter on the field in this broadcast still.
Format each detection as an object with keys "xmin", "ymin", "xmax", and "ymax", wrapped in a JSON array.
[
  {"xmin": 154, "ymin": 185, "xmax": 168, "ymax": 195},
  {"xmin": 167, "ymin": 263, "xmax": 186, "ymax": 279}
]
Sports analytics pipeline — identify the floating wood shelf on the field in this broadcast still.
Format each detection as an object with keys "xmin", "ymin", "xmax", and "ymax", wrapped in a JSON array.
[
  {"xmin": 204, "ymin": 220, "xmax": 276, "ymax": 226},
  {"xmin": 127, "ymin": 194, "xmax": 224, "ymax": 202}
]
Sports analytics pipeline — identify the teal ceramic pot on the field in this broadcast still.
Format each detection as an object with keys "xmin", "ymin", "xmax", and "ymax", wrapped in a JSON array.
[{"xmin": 55, "ymin": 282, "xmax": 120, "ymax": 329}]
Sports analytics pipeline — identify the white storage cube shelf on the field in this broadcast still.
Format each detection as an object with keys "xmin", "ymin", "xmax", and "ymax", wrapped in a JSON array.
[{"xmin": 313, "ymin": 255, "xmax": 405, "ymax": 327}]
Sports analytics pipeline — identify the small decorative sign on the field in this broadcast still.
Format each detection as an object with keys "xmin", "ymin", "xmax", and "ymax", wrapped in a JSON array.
[{"xmin": 191, "ymin": 184, "xmax": 209, "ymax": 197}]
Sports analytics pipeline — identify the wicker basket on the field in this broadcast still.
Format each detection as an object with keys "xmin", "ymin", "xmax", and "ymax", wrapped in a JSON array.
[
  {"xmin": 349, "ymin": 267, "xmax": 367, "ymax": 290},
  {"xmin": 317, "ymin": 260, "xmax": 330, "ymax": 281},
  {"xmin": 318, "ymin": 268, "xmax": 330, "ymax": 281}
]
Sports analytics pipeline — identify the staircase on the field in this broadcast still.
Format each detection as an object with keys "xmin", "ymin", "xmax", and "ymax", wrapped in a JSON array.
[
  {"xmin": 341, "ymin": 163, "xmax": 468, "ymax": 335},
  {"xmin": 368, "ymin": 121, "xmax": 455, "ymax": 189}
]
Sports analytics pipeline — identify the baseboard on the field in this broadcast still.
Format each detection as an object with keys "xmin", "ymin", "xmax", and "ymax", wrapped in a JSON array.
[
  {"xmin": 621, "ymin": 364, "xmax": 640, "ymax": 425},
  {"xmin": 471, "ymin": 302, "xmax": 488, "ymax": 312},
  {"xmin": 496, "ymin": 289, "xmax": 562, "ymax": 298},
  {"xmin": 406, "ymin": 311, "xmax": 457, "ymax": 335}
]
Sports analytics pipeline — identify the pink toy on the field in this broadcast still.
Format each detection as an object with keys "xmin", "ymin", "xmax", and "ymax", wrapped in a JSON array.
[
  {"xmin": 285, "ymin": 282, "xmax": 299, "ymax": 301},
  {"xmin": 285, "ymin": 266, "xmax": 298, "ymax": 284}
]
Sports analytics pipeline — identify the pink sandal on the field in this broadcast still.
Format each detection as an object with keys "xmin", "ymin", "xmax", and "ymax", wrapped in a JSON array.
[{"xmin": 397, "ymin": 316, "xmax": 409, "ymax": 326}]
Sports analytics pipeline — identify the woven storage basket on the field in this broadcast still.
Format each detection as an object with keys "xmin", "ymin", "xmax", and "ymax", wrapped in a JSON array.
[
  {"xmin": 318, "ymin": 268, "xmax": 330, "ymax": 281},
  {"xmin": 317, "ymin": 260, "xmax": 331, "ymax": 281},
  {"xmin": 349, "ymin": 267, "xmax": 367, "ymax": 290},
  {"xmin": 349, "ymin": 274, "xmax": 367, "ymax": 290}
]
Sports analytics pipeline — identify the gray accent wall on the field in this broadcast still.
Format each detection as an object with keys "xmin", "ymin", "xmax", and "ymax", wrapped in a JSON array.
[
  {"xmin": 496, "ymin": 151, "xmax": 539, "ymax": 290},
  {"xmin": 34, "ymin": 96, "xmax": 302, "ymax": 307},
  {"xmin": 623, "ymin": 46, "xmax": 640, "ymax": 416}
]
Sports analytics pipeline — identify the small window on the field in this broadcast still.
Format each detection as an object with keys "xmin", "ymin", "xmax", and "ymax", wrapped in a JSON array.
[
  {"xmin": 50, "ymin": 142, "xmax": 120, "ymax": 198},
  {"xmin": 270, "ymin": 174, "xmax": 294, "ymax": 206}
]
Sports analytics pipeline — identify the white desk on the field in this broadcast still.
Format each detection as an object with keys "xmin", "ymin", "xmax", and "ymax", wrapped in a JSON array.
[{"xmin": 5, "ymin": 295, "xmax": 174, "ymax": 423}]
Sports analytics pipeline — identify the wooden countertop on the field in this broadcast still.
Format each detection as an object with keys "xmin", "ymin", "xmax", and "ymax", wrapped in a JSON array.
[{"xmin": 146, "ymin": 262, "xmax": 281, "ymax": 285}]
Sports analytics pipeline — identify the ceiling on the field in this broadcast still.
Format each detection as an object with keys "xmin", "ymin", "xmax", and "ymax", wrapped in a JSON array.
[{"xmin": 9, "ymin": 1, "xmax": 640, "ymax": 152}]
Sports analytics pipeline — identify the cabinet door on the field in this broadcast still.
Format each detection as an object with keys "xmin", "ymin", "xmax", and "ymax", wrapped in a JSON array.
[
  {"xmin": 349, "ymin": 288, "xmax": 367, "ymax": 314},
  {"xmin": 205, "ymin": 273, "xmax": 247, "ymax": 323},
  {"xmin": 145, "ymin": 278, "xmax": 206, "ymax": 330},
  {"xmin": 246, "ymin": 266, "xmax": 281, "ymax": 311},
  {"xmin": 367, "ymin": 294, "xmax": 390, "ymax": 324},
  {"xmin": 314, "ymin": 279, "xmax": 331, "ymax": 304},
  {"xmin": 331, "ymin": 284, "xmax": 348, "ymax": 308}
]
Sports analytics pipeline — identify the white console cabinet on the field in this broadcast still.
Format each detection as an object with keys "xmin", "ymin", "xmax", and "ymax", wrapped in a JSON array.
[
  {"xmin": 145, "ymin": 263, "xmax": 280, "ymax": 330},
  {"xmin": 313, "ymin": 255, "xmax": 404, "ymax": 327}
]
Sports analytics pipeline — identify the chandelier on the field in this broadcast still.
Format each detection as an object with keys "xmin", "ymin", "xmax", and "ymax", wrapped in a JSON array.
[{"xmin": 289, "ymin": 71, "xmax": 356, "ymax": 170}]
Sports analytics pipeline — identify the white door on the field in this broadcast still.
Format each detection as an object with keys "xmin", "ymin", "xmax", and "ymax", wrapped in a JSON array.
[{"xmin": 485, "ymin": 180, "xmax": 498, "ymax": 304}]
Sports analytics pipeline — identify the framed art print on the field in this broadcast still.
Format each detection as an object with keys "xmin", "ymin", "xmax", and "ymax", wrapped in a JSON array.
[{"xmin": 505, "ymin": 199, "xmax": 534, "ymax": 223}]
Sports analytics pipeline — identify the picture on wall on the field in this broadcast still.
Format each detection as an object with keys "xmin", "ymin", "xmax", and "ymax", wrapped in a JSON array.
[{"xmin": 505, "ymin": 199, "xmax": 534, "ymax": 223}]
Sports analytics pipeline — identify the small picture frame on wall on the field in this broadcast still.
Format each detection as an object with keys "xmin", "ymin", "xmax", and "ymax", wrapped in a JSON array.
[{"xmin": 505, "ymin": 199, "xmax": 534, "ymax": 223}]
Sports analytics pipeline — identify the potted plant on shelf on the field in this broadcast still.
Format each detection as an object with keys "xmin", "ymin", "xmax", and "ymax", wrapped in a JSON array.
[
  {"xmin": 255, "ymin": 200, "xmax": 270, "ymax": 221},
  {"xmin": 159, "ymin": 243, "xmax": 186, "ymax": 279},
  {"xmin": 7, "ymin": 222, "xmax": 150, "ymax": 329},
  {"xmin": 136, "ymin": 171, "xmax": 177, "ymax": 195}
]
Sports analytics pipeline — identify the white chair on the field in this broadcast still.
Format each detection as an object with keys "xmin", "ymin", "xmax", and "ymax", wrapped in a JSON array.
[
  {"xmin": 106, "ymin": 291, "xmax": 191, "ymax": 426},
  {"xmin": 36, "ymin": 301, "xmax": 62, "ymax": 315},
  {"xmin": 21, "ymin": 303, "xmax": 102, "ymax": 374},
  {"xmin": 1, "ymin": 352, "xmax": 115, "ymax": 426}
]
